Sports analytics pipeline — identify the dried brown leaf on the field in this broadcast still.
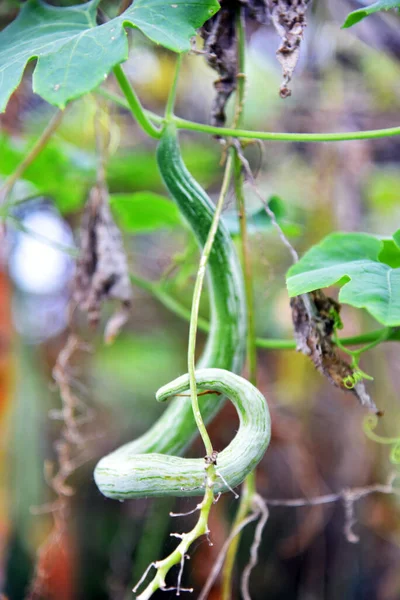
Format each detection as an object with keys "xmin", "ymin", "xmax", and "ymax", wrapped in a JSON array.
[
  {"xmin": 201, "ymin": 3, "xmax": 238, "ymax": 128},
  {"xmin": 200, "ymin": 1, "xmax": 270, "ymax": 127},
  {"xmin": 290, "ymin": 290, "xmax": 376, "ymax": 411},
  {"xmin": 242, "ymin": 0, "xmax": 270, "ymax": 24},
  {"xmin": 72, "ymin": 184, "xmax": 132, "ymax": 342},
  {"xmin": 268, "ymin": 0, "xmax": 311, "ymax": 98}
]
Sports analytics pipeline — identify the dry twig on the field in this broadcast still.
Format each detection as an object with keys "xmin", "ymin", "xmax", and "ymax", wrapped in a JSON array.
[{"xmin": 28, "ymin": 335, "xmax": 94, "ymax": 599}]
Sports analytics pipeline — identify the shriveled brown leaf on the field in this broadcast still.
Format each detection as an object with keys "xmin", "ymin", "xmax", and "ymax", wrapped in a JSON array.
[
  {"xmin": 243, "ymin": 0, "xmax": 269, "ymax": 24},
  {"xmin": 72, "ymin": 184, "xmax": 132, "ymax": 343},
  {"xmin": 268, "ymin": 0, "xmax": 311, "ymax": 98},
  {"xmin": 200, "ymin": 0, "xmax": 270, "ymax": 127},
  {"xmin": 201, "ymin": 3, "xmax": 238, "ymax": 128},
  {"xmin": 290, "ymin": 290, "xmax": 377, "ymax": 411}
]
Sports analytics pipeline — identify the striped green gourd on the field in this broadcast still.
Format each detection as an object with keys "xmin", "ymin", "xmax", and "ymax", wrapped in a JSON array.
[
  {"xmin": 94, "ymin": 125, "xmax": 270, "ymax": 499},
  {"xmin": 95, "ymin": 368, "xmax": 270, "ymax": 498}
]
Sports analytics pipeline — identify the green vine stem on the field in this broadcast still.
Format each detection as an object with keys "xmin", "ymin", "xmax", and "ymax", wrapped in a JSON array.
[
  {"xmin": 0, "ymin": 109, "xmax": 64, "ymax": 204},
  {"xmin": 234, "ymin": 157, "xmax": 257, "ymax": 381},
  {"xmin": 334, "ymin": 326, "xmax": 391, "ymax": 387},
  {"xmin": 132, "ymin": 146, "xmax": 235, "ymax": 599},
  {"xmin": 113, "ymin": 64, "xmax": 162, "ymax": 139},
  {"xmin": 187, "ymin": 150, "xmax": 235, "ymax": 456},
  {"xmin": 363, "ymin": 415, "xmax": 400, "ymax": 465},
  {"xmin": 165, "ymin": 54, "xmax": 183, "ymax": 119},
  {"xmin": 172, "ymin": 117, "xmax": 400, "ymax": 143},
  {"xmin": 98, "ymin": 87, "xmax": 400, "ymax": 143},
  {"xmin": 129, "ymin": 273, "xmax": 399, "ymax": 350},
  {"xmin": 134, "ymin": 483, "xmax": 215, "ymax": 600},
  {"xmin": 222, "ymin": 11, "xmax": 257, "ymax": 598},
  {"xmin": 233, "ymin": 13, "xmax": 256, "ymax": 386}
]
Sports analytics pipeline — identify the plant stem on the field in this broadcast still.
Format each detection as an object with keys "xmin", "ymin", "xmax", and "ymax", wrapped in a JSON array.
[
  {"xmin": 133, "ymin": 143, "xmax": 235, "ymax": 600},
  {"xmin": 6, "ymin": 215, "xmax": 78, "ymax": 256},
  {"xmin": 128, "ymin": 498, "xmax": 174, "ymax": 600},
  {"xmin": 172, "ymin": 117, "xmax": 400, "ymax": 142},
  {"xmin": 187, "ymin": 151, "xmax": 235, "ymax": 456},
  {"xmin": 256, "ymin": 328, "xmax": 399, "ymax": 347},
  {"xmin": 129, "ymin": 274, "xmax": 400, "ymax": 349},
  {"xmin": 165, "ymin": 54, "xmax": 183, "ymax": 119},
  {"xmin": 135, "ymin": 483, "xmax": 215, "ymax": 600},
  {"xmin": 232, "ymin": 7, "xmax": 253, "ymax": 374},
  {"xmin": 99, "ymin": 88, "xmax": 400, "ymax": 143},
  {"xmin": 235, "ymin": 163, "xmax": 257, "ymax": 382},
  {"xmin": 231, "ymin": 9, "xmax": 256, "ymax": 381},
  {"xmin": 222, "ymin": 12, "xmax": 257, "ymax": 599},
  {"xmin": 113, "ymin": 64, "xmax": 162, "ymax": 139},
  {"xmin": 130, "ymin": 274, "xmax": 209, "ymax": 332},
  {"xmin": 0, "ymin": 110, "xmax": 64, "ymax": 204},
  {"xmin": 232, "ymin": 10, "xmax": 246, "ymax": 129}
]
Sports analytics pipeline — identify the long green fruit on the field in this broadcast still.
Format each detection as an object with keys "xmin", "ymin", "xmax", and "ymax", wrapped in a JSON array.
[
  {"xmin": 95, "ymin": 368, "xmax": 270, "ymax": 498},
  {"xmin": 94, "ymin": 125, "xmax": 248, "ymax": 498}
]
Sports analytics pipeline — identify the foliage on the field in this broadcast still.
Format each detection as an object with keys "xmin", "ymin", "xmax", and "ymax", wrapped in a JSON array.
[
  {"xmin": 343, "ymin": 0, "xmax": 400, "ymax": 28},
  {"xmin": 0, "ymin": 0, "xmax": 219, "ymax": 112},
  {"xmin": 286, "ymin": 231, "xmax": 400, "ymax": 326},
  {"xmin": 110, "ymin": 192, "xmax": 181, "ymax": 232},
  {"xmin": 0, "ymin": 134, "xmax": 94, "ymax": 213}
]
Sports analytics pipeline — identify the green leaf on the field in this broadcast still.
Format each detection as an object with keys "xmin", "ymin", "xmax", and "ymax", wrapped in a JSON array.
[
  {"xmin": 343, "ymin": 0, "xmax": 400, "ymax": 28},
  {"xmin": 393, "ymin": 229, "xmax": 400, "ymax": 249},
  {"xmin": 0, "ymin": 0, "xmax": 219, "ymax": 112},
  {"xmin": 110, "ymin": 192, "xmax": 181, "ymax": 232},
  {"xmin": 286, "ymin": 232, "xmax": 400, "ymax": 326},
  {"xmin": 378, "ymin": 238, "xmax": 400, "ymax": 268}
]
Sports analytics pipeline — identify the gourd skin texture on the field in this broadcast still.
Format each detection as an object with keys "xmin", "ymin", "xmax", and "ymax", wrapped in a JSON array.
[
  {"xmin": 94, "ymin": 125, "xmax": 250, "ymax": 498},
  {"xmin": 95, "ymin": 368, "xmax": 270, "ymax": 498}
]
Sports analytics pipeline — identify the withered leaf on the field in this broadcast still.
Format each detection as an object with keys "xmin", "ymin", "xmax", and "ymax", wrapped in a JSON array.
[
  {"xmin": 200, "ymin": 0, "xmax": 270, "ymax": 128},
  {"xmin": 268, "ymin": 0, "xmax": 311, "ymax": 98},
  {"xmin": 72, "ymin": 184, "xmax": 132, "ymax": 343},
  {"xmin": 200, "ymin": 0, "xmax": 309, "ymax": 125},
  {"xmin": 201, "ymin": 2, "xmax": 238, "ymax": 128},
  {"xmin": 290, "ymin": 290, "xmax": 377, "ymax": 411},
  {"xmin": 243, "ymin": 0, "xmax": 269, "ymax": 24}
]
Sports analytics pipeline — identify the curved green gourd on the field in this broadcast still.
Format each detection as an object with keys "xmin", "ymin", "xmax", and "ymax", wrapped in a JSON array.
[
  {"xmin": 95, "ymin": 368, "xmax": 270, "ymax": 498},
  {"xmin": 94, "ymin": 125, "xmax": 254, "ymax": 499}
]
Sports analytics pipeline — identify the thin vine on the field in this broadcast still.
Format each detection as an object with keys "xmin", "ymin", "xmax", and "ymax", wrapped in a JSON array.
[
  {"xmin": 0, "ymin": 109, "xmax": 64, "ymax": 206},
  {"xmin": 132, "ymin": 117, "xmax": 236, "ymax": 598},
  {"xmin": 222, "ymin": 10, "xmax": 258, "ymax": 599},
  {"xmin": 98, "ymin": 86, "xmax": 400, "ymax": 144}
]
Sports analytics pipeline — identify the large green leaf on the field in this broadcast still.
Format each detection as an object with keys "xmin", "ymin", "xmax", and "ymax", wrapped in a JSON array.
[
  {"xmin": 286, "ymin": 231, "xmax": 400, "ymax": 326},
  {"xmin": 110, "ymin": 192, "xmax": 181, "ymax": 232},
  {"xmin": 343, "ymin": 0, "xmax": 400, "ymax": 28},
  {"xmin": 0, "ymin": 0, "xmax": 219, "ymax": 112}
]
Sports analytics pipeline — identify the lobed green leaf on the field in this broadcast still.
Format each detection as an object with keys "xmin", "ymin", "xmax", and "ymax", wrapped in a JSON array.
[
  {"xmin": 0, "ymin": 0, "xmax": 219, "ymax": 112},
  {"xmin": 286, "ymin": 231, "xmax": 400, "ymax": 326}
]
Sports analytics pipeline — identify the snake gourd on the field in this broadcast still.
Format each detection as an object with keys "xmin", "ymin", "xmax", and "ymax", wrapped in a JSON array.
[
  {"xmin": 95, "ymin": 368, "xmax": 270, "ymax": 498},
  {"xmin": 94, "ymin": 124, "xmax": 270, "ymax": 499}
]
